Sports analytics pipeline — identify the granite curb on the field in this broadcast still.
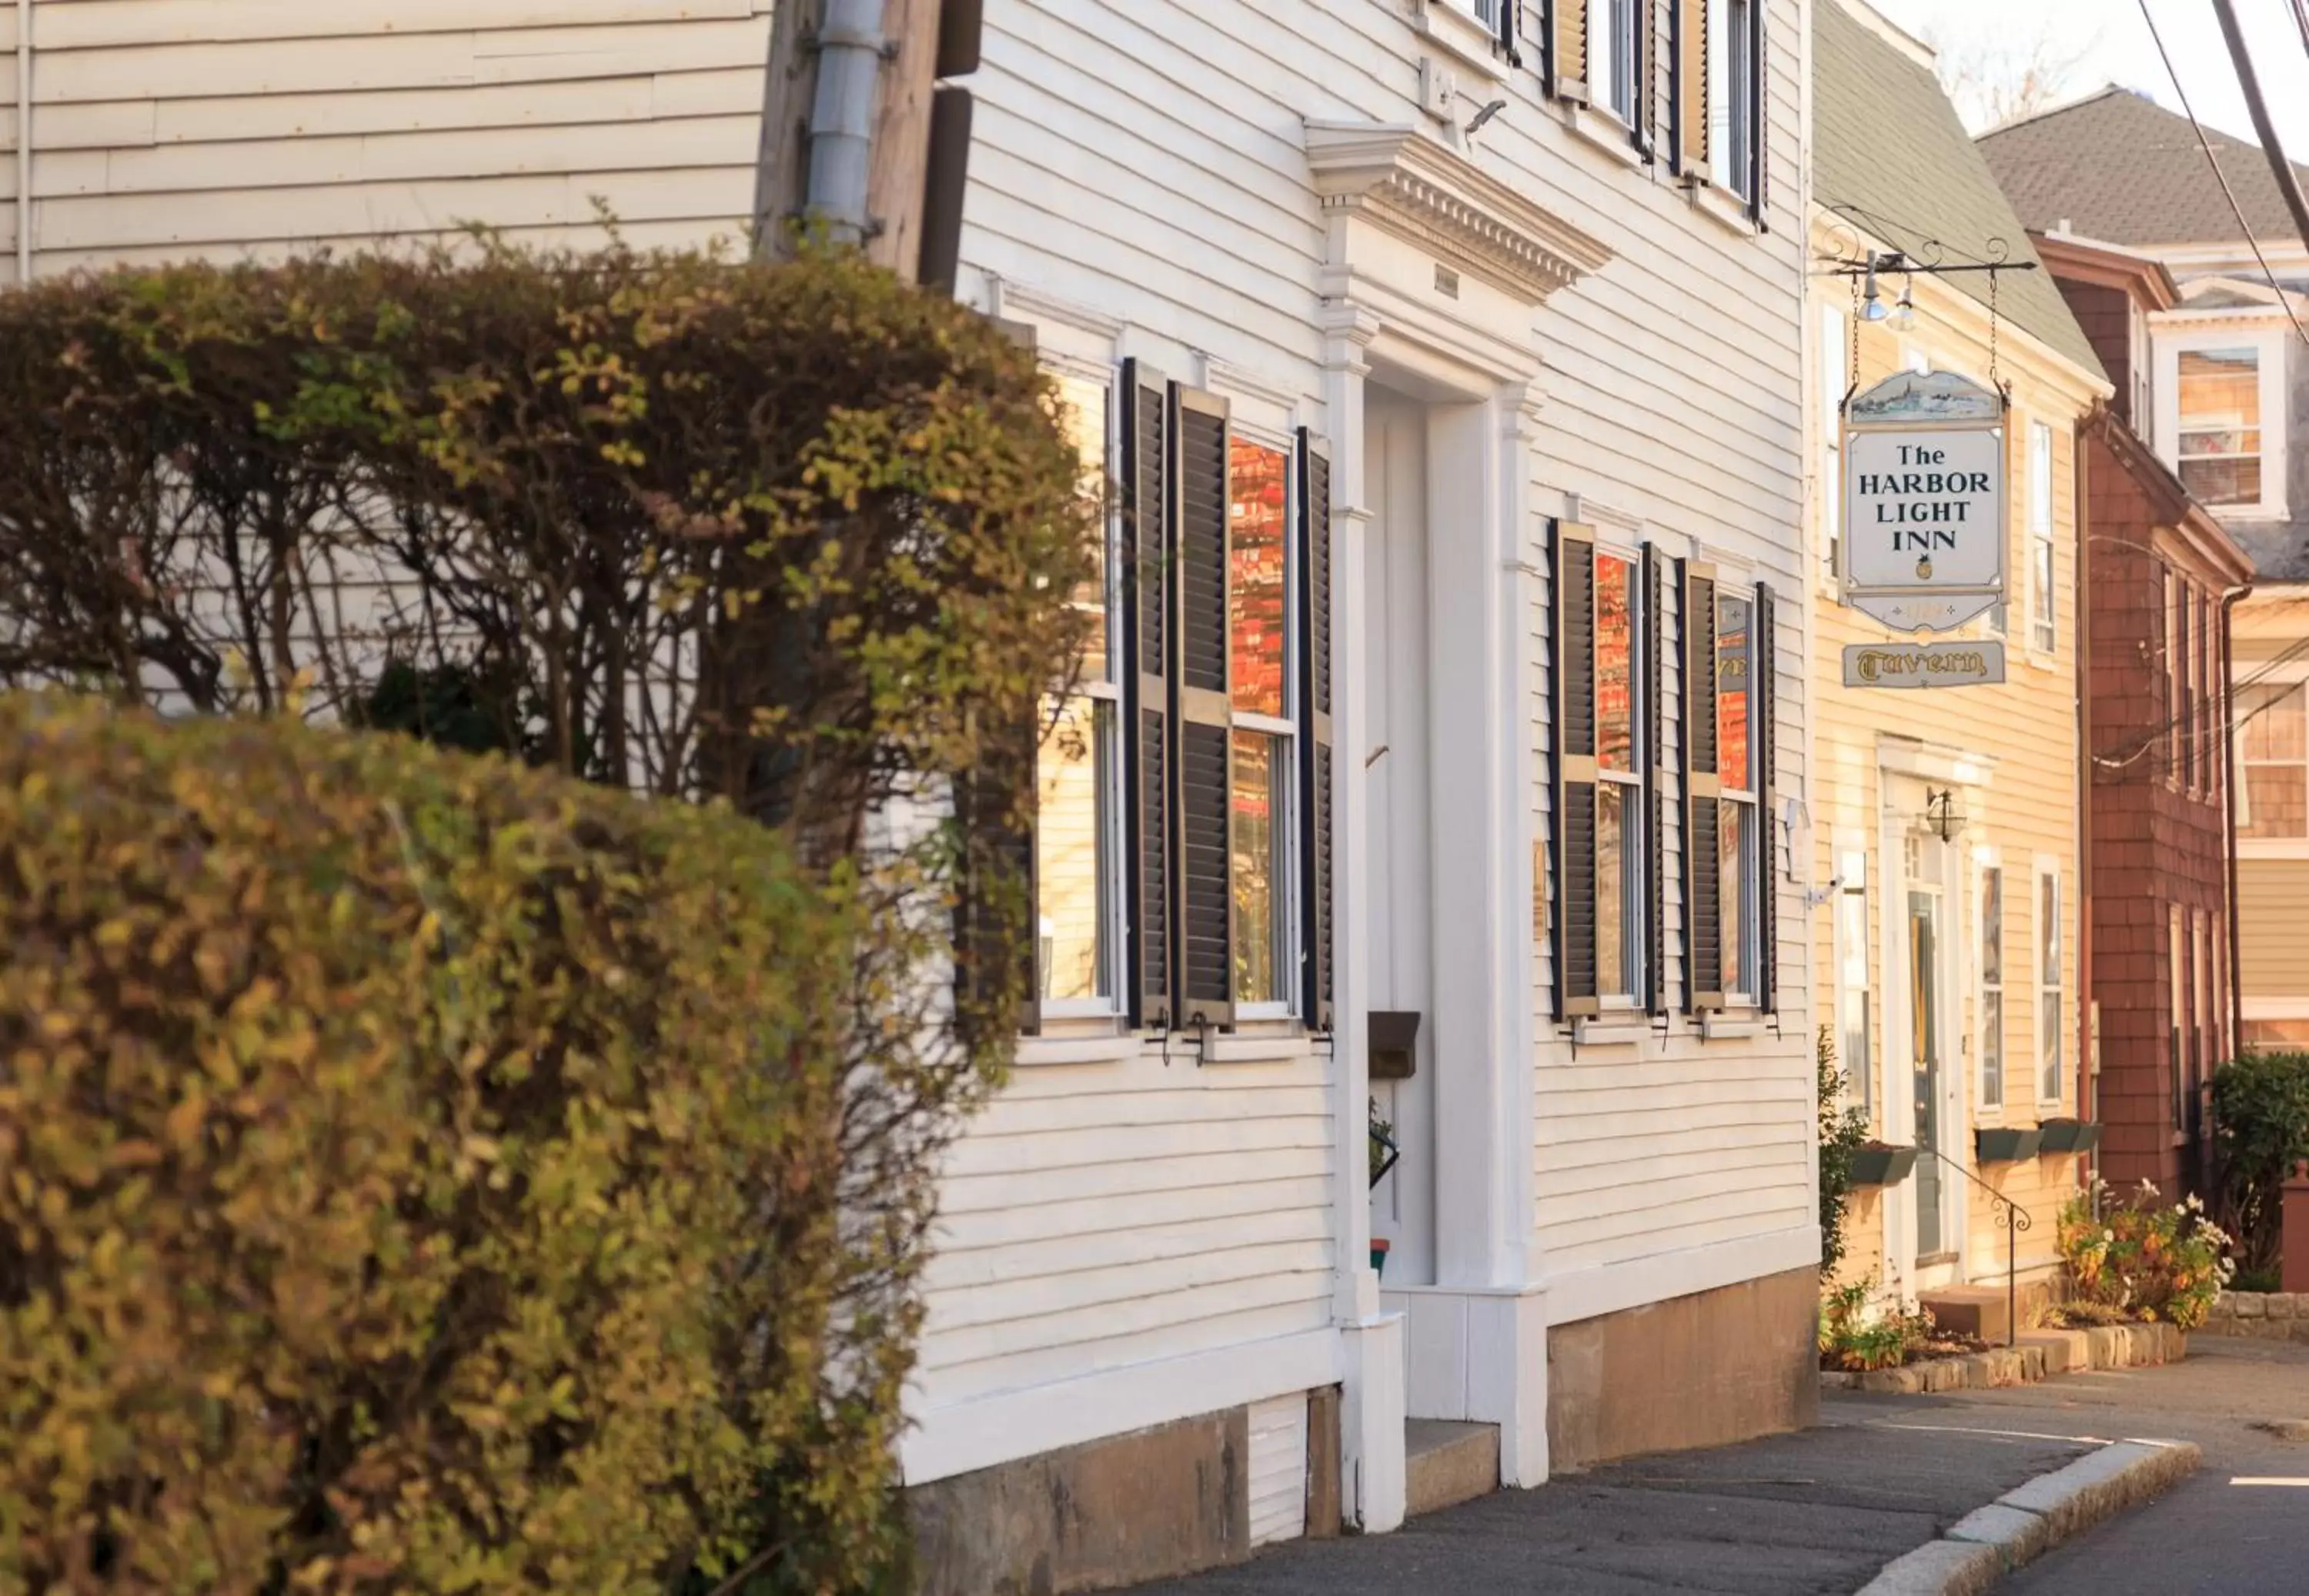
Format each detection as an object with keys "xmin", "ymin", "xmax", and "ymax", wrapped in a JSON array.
[{"xmin": 1852, "ymin": 1438, "xmax": 2202, "ymax": 1595}]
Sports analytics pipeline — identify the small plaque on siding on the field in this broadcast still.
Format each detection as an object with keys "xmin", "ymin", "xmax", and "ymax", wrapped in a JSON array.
[
  {"xmin": 1841, "ymin": 640, "xmax": 2006, "ymax": 689},
  {"xmin": 1434, "ymin": 263, "xmax": 1461, "ymax": 299}
]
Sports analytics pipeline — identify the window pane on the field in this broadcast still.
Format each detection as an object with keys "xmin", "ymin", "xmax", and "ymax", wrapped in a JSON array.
[
  {"xmin": 1982, "ymin": 989, "xmax": 2003, "ymax": 1107},
  {"xmin": 1981, "ymin": 868, "xmax": 2002, "ymax": 984},
  {"xmin": 1036, "ymin": 696, "xmax": 1111, "ymax": 1002},
  {"xmin": 2180, "ymin": 456, "xmax": 2262, "ymax": 506},
  {"xmin": 2244, "ymin": 766, "xmax": 2309, "ymax": 837},
  {"xmin": 1597, "ymin": 553, "xmax": 1636, "ymax": 773},
  {"xmin": 2180, "ymin": 347, "xmax": 2259, "ymax": 431},
  {"xmin": 1054, "ymin": 373, "xmax": 1111, "ymax": 680},
  {"xmin": 1717, "ymin": 591, "xmax": 1753, "ymax": 791},
  {"xmin": 1598, "ymin": 783, "xmax": 1625, "ymax": 1000},
  {"xmin": 1836, "ymin": 878, "xmax": 1869, "ymax": 1105},
  {"xmin": 2239, "ymin": 684, "xmax": 2304, "ymax": 760},
  {"xmin": 1230, "ymin": 730, "xmax": 1289, "ymax": 1003},
  {"xmin": 1721, "ymin": 799, "xmax": 1754, "ymax": 995},
  {"xmin": 1228, "ymin": 439, "xmax": 1290, "ymax": 720},
  {"xmin": 2042, "ymin": 990, "xmax": 2062, "ymax": 1100},
  {"xmin": 2041, "ymin": 873, "xmax": 2060, "ymax": 980},
  {"xmin": 2029, "ymin": 423, "xmax": 2053, "ymax": 537},
  {"xmin": 2032, "ymin": 536, "xmax": 2055, "ymax": 649},
  {"xmin": 2179, "ymin": 347, "xmax": 2261, "ymax": 506}
]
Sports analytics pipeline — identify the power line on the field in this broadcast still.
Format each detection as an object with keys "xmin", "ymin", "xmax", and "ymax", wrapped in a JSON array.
[{"xmin": 2137, "ymin": 0, "xmax": 2309, "ymax": 352}]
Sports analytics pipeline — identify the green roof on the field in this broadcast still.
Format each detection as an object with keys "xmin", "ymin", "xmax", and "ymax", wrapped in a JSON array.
[{"xmin": 1813, "ymin": 2, "xmax": 2104, "ymax": 381}]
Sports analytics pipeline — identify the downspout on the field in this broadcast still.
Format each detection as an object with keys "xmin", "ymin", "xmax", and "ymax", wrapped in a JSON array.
[
  {"xmin": 802, "ymin": 0, "xmax": 886, "ymax": 245},
  {"xmin": 15, "ymin": 0, "xmax": 28, "ymax": 285},
  {"xmin": 2074, "ymin": 420, "xmax": 2093, "ymax": 1190},
  {"xmin": 2222, "ymin": 582, "xmax": 2250, "ymax": 1067}
]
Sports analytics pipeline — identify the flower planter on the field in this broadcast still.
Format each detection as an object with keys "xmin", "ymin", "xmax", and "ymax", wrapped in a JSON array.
[
  {"xmin": 2036, "ymin": 1118, "xmax": 2101, "ymax": 1154},
  {"xmin": 1976, "ymin": 1125, "xmax": 2043, "ymax": 1164},
  {"xmin": 1850, "ymin": 1143, "xmax": 1918, "ymax": 1187},
  {"xmin": 1370, "ymin": 1237, "xmax": 1391, "ymax": 1278}
]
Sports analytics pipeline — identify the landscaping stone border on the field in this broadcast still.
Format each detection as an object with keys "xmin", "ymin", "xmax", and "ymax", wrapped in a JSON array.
[
  {"xmin": 2200, "ymin": 1290, "xmax": 2309, "ymax": 1344},
  {"xmin": 1820, "ymin": 1322, "xmax": 2187, "ymax": 1395}
]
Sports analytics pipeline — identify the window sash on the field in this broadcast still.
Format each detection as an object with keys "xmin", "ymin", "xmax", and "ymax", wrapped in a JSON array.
[
  {"xmin": 1228, "ymin": 436, "xmax": 1300, "ymax": 1015},
  {"xmin": 1835, "ymin": 848, "xmax": 1870, "ymax": 1110},
  {"xmin": 1980, "ymin": 866, "xmax": 2004, "ymax": 1108},
  {"xmin": 1589, "ymin": 0, "xmax": 1637, "ymax": 119},
  {"xmin": 2239, "ymin": 683, "xmax": 2309, "ymax": 838},
  {"xmin": 2039, "ymin": 870, "xmax": 2063, "ymax": 1103},
  {"xmin": 2027, "ymin": 422, "xmax": 2055, "ymax": 651},
  {"xmin": 1598, "ymin": 772, "xmax": 1645, "ymax": 1003}
]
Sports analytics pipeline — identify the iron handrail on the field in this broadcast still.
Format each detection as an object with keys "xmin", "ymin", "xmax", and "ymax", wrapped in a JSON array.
[{"xmin": 1912, "ymin": 1139, "xmax": 2033, "ymax": 1348}]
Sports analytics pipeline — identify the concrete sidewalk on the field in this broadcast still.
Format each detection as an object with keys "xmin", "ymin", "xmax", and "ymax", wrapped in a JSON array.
[{"xmin": 1121, "ymin": 1401, "xmax": 2124, "ymax": 1594}]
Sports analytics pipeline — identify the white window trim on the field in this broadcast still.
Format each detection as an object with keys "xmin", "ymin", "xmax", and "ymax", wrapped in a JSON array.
[
  {"xmin": 1719, "ymin": 586, "xmax": 1763, "ymax": 1009},
  {"xmin": 1973, "ymin": 849, "xmax": 2005, "ymax": 1122},
  {"xmin": 1229, "ymin": 423, "xmax": 1305, "ymax": 1020},
  {"xmin": 1831, "ymin": 834, "xmax": 1872, "ymax": 1114},
  {"xmin": 1595, "ymin": 537, "xmax": 1649, "ymax": 1008},
  {"xmin": 2034, "ymin": 853, "xmax": 2065, "ymax": 1109},
  {"xmin": 2026, "ymin": 419, "xmax": 2056, "ymax": 659},
  {"xmin": 2154, "ymin": 322, "xmax": 2288, "ymax": 521},
  {"xmin": 2237, "ymin": 659, "xmax": 2309, "ymax": 858},
  {"xmin": 1035, "ymin": 355, "xmax": 1129, "ymax": 1030},
  {"xmin": 1819, "ymin": 302, "xmax": 1847, "ymax": 593}
]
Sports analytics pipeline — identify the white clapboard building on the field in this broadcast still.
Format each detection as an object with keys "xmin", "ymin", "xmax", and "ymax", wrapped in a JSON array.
[{"xmin": 0, "ymin": 2, "xmax": 1819, "ymax": 1589}]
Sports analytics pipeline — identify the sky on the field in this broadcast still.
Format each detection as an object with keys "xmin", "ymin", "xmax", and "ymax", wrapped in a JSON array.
[{"xmin": 1873, "ymin": 0, "xmax": 2309, "ymax": 153}]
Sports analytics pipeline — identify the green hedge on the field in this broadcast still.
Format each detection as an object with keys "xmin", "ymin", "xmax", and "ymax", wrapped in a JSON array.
[
  {"xmin": 2211, "ymin": 1050, "xmax": 2309, "ymax": 1276},
  {"xmin": 0, "ymin": 696, "xmax": 879, "ymax": 1594}
]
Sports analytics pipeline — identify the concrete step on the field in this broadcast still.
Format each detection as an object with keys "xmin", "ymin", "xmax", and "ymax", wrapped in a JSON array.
[
  {"xmin": 1919, "ymin": 1286, "xmax": 2013, "ymax": 1344},
  {"xmin": 1405, "ymin": 1419, "xmax": 1499, "ymax": 1518}
]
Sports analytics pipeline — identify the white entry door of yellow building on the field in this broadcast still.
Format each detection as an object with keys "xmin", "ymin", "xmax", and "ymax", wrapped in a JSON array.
[{"xmin": 1883, "ymin": 775, "xmax": 1969, "ymax": 1297}]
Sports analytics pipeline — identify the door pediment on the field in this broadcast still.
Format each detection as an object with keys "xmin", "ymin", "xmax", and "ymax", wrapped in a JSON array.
[{"xmin": 1304, "ymin": 119, "xmax": 1611, "ymax": 306}]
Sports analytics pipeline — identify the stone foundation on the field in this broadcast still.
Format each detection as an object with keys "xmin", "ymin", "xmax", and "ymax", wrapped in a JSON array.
[
  {"xmin": 2201, "ymin": 1291, "xmax": 2309, "ymax": 1344},
  {"xmin": 1545, "ymin": 1263, "xmax": 1820, "ymax": 1472},
  {"xmin": 907, "ymin": 1388, "xmax": 1340, "ymax": 1596}
]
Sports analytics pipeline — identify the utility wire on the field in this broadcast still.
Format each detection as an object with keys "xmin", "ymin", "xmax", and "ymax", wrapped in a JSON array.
[
  {"xmin": 2210, "ymin": 0, "xmax": 2309, "ymax": 252},
  {"xmin": 2137, "ymin": 0, "xmax": 2309, "ymax": 352}
]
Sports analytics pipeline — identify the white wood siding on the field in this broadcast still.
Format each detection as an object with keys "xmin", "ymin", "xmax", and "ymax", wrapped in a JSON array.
[
  {"xmin": 1247, "ymin": 1392, "xmax": 1312, "ymax": 1547},
  {"xmin": 914, "ymin": 1047, "xmax": 1335, "ymax": 1415},
  {"xmin": 0, "ymin": 0, "xmax": 767, "ymax": 276}
]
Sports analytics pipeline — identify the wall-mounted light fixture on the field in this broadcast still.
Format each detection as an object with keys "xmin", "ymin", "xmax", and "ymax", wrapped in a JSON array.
[{"xmin": 1923, "ymin": 786, "xmax": 1967, "ymax": 844}]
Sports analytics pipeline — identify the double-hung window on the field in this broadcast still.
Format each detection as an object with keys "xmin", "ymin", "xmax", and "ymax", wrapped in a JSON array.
[
  {"xmin": 1978, "ymin": 864, "xmax": 2004, "ymax": 1109},
  {"xmin": 1715, "ymin": 588, "xmax": 1762, "ymax": 1001},
  {"xmin": 1227, "ymin": 436, "xmax": 1298, "ymax": 1014},
  {"xmin": 1703, "ymin": 0, "xmax": 1761, "ymax": 207},
  {"xmin": 2037, "ymin": 864, "xmax": 2063, "ymax": 1104},
  {"xmin": 2238, "ymin": 682, "xmax": 2307, "ymax": 838},
  {"xmin": 2177, "ymin": 346, "xmax": 2264, "ymax": 507},
  {"xmin": 2027, "ymin": 420, "xmax": 2054, "ymax": 653},
  {"xmin": 1035, "ymin": 372, "xmax": 1124, "ymax": 1015},
  {"xmin": 1552, "ymin": 526, "xmax": 1660, "ymax": 1015},
  {"xmin": 1822, "ymin": 304, "xmax": 1846, "ymax": 579},
  {"xmin": 1589, "ymin": 0, "xmax": 1639, "ymax": 122},
  {"xmin": 1024, "ymin": 362, "xmax": 1336, "ymax": 1039},
  {"xmin": 1681, "ymin": 567, "xmax": 1777, "ymax": 1014},
  {"xmin": 1835, "ymin": 847, "xmax": 1870, "ymax": 1109}
]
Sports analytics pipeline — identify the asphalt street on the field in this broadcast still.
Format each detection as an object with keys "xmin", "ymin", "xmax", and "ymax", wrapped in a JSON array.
[
  {"xmin": 1125, "ymin": 1333, "xmax": 2309, "ymax": 1594},
  {"xmin": 1906, "ymin": 1332, "xmax": 2309, "ymax": 1596}
]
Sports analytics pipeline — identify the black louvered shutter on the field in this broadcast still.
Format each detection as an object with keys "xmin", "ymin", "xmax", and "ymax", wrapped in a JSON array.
[
  {"xmin": 1634, "ymin": 0, "xmax": 1658, "ymax": 159},
  {"xmin": 1297, "ymin": 430, "xmax": 1335, "ymax": 1032},
  {"xmin": 1684, "ymin": 564, "xmax": 1723, "ymax": 1012},
  {"xmin": 1756, "ymin": 580, "xmax": 1777, "ymax": 1013},
  {"xmin": 1749, "ymin": 0, "xmax": 1769, "ymax": 225},
  {"xmin": 1121, "ymin": 362, "xmax": 1173, "ymax": 1030},
  {"xmin": 1643, "ymin": 545, "xmax": 1667, "ymax": 1015},
  {"xmin": 1553, "ymin": 522, "xmax": 1600, "ymax": 1018},
  {"xmin": 1175, "ymin": 388, "xmax": 1235, "ymax": 1029}
]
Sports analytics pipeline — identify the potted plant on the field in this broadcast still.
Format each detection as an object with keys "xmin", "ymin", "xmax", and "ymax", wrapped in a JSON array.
[
  {"xmin": 2036, "ymin": 1117, "xmax": 2102, "ymax": 1154},
  {"xmin": 1976, "ymin": 1125, "xmax": 2043, "ymax": 1164},
  {"xmin": 1850, "ymin": 1140, "xmax": 1918, "ymax": 1187},
  {"xmin": 1370, "ymin": 1237, "xmax": 1392, "ymax": 1278}
]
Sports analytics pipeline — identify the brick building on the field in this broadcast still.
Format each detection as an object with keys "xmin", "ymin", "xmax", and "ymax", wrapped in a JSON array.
[{"xmin": 2035, "ymin": 231, "xmax": 2253, "ymax": 1195}]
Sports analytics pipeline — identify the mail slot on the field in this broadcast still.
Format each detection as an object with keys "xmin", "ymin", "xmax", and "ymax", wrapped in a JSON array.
[{"xmin": 1368, "ymin": 1010, "xmax": 1421, "ymax": 1080}]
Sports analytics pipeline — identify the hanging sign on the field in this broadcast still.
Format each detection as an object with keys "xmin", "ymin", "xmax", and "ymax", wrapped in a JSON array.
[
  {"xmin": 1840, "ymin": 369, "xmax": 2006, "ymax": 632},
  {"xmin": 1841, "ymin": 640, "xmax": 2007, "ymax": 689}
]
